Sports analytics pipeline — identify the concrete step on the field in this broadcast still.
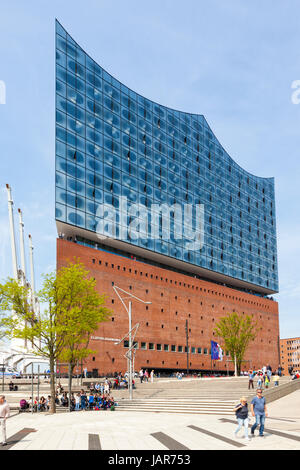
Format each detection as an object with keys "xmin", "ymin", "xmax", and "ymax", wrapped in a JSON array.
[
  {"xmin": 115, "ymin": 407, "xmax": 234, "ymax": 415},
  {"xmin": 118, "ymin": 399, "xmax": 236, "ymax": 404}
]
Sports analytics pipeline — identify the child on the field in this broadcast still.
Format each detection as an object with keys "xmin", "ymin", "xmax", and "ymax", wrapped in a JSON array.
[
  {"xmin": 257, "ymin": 374, "xmax": 263, "ymax": 389},
  {"xmin": 265, "ymin": 376, "xmax": 269, "ymax": 389},
  {"xmin": 273, "ymin": 374, "xmax": 279, "ymax": 387}
]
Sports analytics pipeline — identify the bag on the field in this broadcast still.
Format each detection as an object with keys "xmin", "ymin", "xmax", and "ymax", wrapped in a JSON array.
[{"xmin": 110, "ymin": 405, "xmax": 115, "ymax": 411}]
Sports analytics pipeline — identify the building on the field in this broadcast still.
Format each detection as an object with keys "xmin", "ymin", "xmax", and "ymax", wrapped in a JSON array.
[
  {"xmin": 55, "ymin": 20, "xmax": 279, "ymax": 376},
  {"xmin": 280, "ymin": 338, "xmax": 300, "ymax": 375}
]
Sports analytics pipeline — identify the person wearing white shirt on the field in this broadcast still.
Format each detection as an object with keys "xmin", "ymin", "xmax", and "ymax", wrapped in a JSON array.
[{"xmin": 0, "ymin": 395, "xmax": 10, "ymax": 446}]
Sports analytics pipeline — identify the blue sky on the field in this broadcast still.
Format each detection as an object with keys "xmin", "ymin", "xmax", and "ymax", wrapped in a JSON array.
[{"xmin": 0, "ymin": 0, "xmax": 299, "ymax": 338}]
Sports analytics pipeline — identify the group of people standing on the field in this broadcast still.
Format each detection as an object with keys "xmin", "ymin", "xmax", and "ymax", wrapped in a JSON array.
[
  {"xmin": 248, "ymin": 364, "xmax": 281, "ymax": 390},
  {"xmin": 139, "ymin": 369, "xmax": 154, "ymax": 383}
]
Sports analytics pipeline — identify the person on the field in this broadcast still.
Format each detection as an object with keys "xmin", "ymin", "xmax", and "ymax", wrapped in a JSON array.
[
  {"xmin": 70, "ymin": 393, "xmax": 76, "ymax": 411},
  {"xmin": 113, "ymin": 378, "xmax": 119, "ymax": 390},
  {"xmin": 0, "ymin": 395, "xmax": 10, "ymax": 446},
  {"xmin": 278, "ymin": 365, "xmax": 282, "ymax": 377},
  {"xmin": 251, "ymin": 389, "xmax": 268, "ymax": 437},
  {"xmin": 139, "ymin": 369, "xmax": 144, "ymax": 384},
  {"xmin": 46, "ymin": 396, "xmax": 51, "ymax": 411},
  {"xmin": 61, "ymin": 392, "xmax": 68, "ymax": 407},
  {"xmin": 38, "ymin": 396, "xmax": 46, "ymax": 412},
  {"xmin": 33, "ymin": 397, "xmax": 39, "ymax": 412},
  {"xmin": 248, "ymin": 370, "xmax": 255, "ymax": 389},
  {"xmin": 109, "ymin": 396, "xmax": 115, "ymax": 411},
  {"xmin": 88, "ymin": 392, "xmax": 94, "ymax": 410},
  {"xmin": 273, "ymin": 373, "xmax": 279, "ymax": 387},
  {"xmin": 150, "ymin": 370, "xmax": 154, "ymax": 383},
  {"xmin": 80, "ymin": 390, "xmax": 87, "ymax": 411},
  {"xmin": 264, "ymin": 376, "xmax": 270, "ymax": 389},
  {"xmin": 75, "ymin": 393, "xmax": 80, "ymax": 411},
  {"xmin": 104, "ymin": 378, "xmax": 110, "ymax": 394},
  {"xmin": 233, "ymin": 397, "xmax": 250, "ymax": 441},
  {"xmin": 256, "ymin": 372, "xmax": 263, "ymax": 389}
]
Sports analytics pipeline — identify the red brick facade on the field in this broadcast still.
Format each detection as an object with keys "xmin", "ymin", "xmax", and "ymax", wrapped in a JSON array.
[
  {"xmin": 57, "ymin": 238, "xmax": 280, "ymax": 376},
  {"xmin": 280, "ymin": 337, "xmax": 300, "ymax": 375}
]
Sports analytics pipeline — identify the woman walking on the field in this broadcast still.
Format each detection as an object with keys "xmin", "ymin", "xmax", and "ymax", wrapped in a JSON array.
[{"xmin": 233, "ymin": 397, "xmax": 250, "ymax": 441}]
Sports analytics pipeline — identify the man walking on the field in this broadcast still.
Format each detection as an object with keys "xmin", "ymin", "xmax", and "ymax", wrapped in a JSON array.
[
  {"xmin": 0, "ymin": 395, "xmax": 10, "ymax": 446},
  {"xmin": 251, "ymin": 389, "xmax": 268, "ymax": 437}
]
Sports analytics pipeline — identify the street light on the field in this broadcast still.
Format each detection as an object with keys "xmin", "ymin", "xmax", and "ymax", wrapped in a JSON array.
[{"xmin": 113, "ymin": 285, "xmax": 151, "ymax": 400}]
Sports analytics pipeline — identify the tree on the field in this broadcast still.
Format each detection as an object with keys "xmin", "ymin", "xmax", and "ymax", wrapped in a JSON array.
[
  {"xmin": 56, "ymin": 261, "xmax": 112, "ymax": 409},
  {"xmin": 0, "ymin": 260, "xmax": 111, "ymax": 413},
  {"xmin": 213, "ymin": 312, "xmax": 261, "ymax": 376}
]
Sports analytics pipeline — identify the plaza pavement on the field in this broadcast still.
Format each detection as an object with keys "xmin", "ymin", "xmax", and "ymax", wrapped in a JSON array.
[{"xmin": 2, "ymin": 388, "xmax": 300, "ymax": 451}]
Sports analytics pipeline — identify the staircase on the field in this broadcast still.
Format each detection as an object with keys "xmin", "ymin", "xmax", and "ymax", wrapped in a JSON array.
[{"xmin": 115, "ymin": 376, "xmax": 291, "ymax": 415}]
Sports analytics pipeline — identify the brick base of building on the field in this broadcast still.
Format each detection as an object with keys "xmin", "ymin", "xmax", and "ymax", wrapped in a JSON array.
[{"xmin": 57, "ymin": 238, "xmax": 280, "ymax": 377}]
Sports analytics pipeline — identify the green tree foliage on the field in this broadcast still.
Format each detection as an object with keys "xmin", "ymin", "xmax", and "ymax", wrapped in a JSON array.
[
  {"xmin": 0, "ymin": 260, "xmax": 111, "ymax": 413},
  {"xmin": 214, "ymin": 312, "xmax": 261, "ymax": 375}
]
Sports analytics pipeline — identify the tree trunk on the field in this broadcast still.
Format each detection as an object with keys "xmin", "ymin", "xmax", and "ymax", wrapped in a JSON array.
[
  {"xmin": 49, "ymin": 355, "xmax": 56, "ymax": 414},
  {"xmin": 68, "ymin": 362, "xmax": 72, "ymax": 412},
  {"xmin": 234, "ymin": 354, "xmax": 237, "ymax": 377}
]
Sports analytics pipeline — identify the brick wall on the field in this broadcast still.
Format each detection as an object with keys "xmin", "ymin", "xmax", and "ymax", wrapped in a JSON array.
[{"xmin": 57, "ymin": 238, "xmax": 280, "ymax": 376}]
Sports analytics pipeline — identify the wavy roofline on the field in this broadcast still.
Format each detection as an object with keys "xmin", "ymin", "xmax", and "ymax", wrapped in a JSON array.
[{"xmin": 56, "ymin": 19, "xmax": 275, "ymax": 183}]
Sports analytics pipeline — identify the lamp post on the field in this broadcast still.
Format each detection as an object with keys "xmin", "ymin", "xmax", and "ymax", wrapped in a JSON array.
[{"xmin": 113, "ymin": 286, "xmax": 151, "ymax": 400}]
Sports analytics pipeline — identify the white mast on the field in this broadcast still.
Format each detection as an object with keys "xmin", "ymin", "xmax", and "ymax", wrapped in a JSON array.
[
  {"xmin": 28, "ymin": 234, "xmax": 35, "ymax": 298},
  {"xmin": 18, "ymin": 208, "xmax": 26, "ymax": 286},
  {"xmin": 6, "ymin": 184, "xmax": 18, "ymax": 280},
  {"xmin": 29, "ymin": 234, "xmax": 41, "ymax": 349}
]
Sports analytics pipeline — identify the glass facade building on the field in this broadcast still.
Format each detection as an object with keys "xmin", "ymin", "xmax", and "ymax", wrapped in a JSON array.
[{"xmin": 55, "ymin": 20, "xmax": 278, "ymax": 294}]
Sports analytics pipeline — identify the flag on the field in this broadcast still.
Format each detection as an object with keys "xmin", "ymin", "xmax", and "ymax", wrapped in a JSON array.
[{"xmin": 211, "ymin": 340, "xmax": 223, "ymax": 361}]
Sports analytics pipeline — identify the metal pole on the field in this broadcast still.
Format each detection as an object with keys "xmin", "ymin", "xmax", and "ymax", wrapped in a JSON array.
[
  {"xmin": 2, "ymin": 363, "xmax": 4, "ymax": 392},
  {"xmin": 6, "ymin": 184, "xmax": 18, "ymax": 280},
  {"xmin": 37, "ymin": 365, "xmax": 40, "ymax": 412},
  {"xmin": 31, "ymin": 363, "xmax": 34, "ymax": 414},
  {"xmin": 28, "ymin": 235, "xmax": 35, "ymax": 296},
  {"xmin": 68, "ymin": 363, "xmax": 72, "ymax": 413},
  {"xmin": 18, "ymin": 209, "xmax": 28, "ymax": 349},
  {"xmin": 29, "ymin": 234, "xmax": 40, "ymax": 349},
  {"xmin": 128, "ymin": 301, "xmax": 132, "ymax": 400},
  {"xmin": 18, "ymin": 209, "xmax": 26, "ymax": 285}
]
